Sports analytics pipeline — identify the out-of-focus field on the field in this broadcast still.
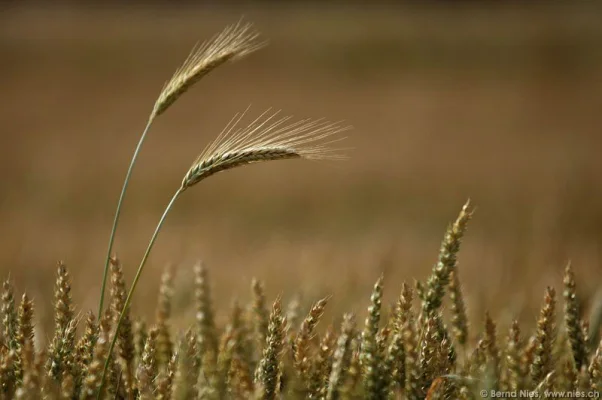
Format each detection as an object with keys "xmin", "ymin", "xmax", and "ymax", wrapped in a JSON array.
[{"xmin": 1, "ymin": 3, "xmax": 601, "ymax": 334}]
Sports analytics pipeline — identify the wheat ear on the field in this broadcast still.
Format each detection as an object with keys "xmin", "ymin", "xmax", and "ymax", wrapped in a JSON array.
[
  {"xmin": 97, "ymin": 110, "xmax": 348, "ymax": 397},
  {"xmin": 98, "ymin": 21, "xmax": 264, "ymax": 317}
]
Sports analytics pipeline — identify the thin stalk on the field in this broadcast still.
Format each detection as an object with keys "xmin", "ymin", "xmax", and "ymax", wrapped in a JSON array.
[
  {"xmin": 97, "ymin": 187, "xmax": 183, "ymax": 398},
  {"xmin": 98, "ymin": 117, "xmax": 154, "ymax": 316}
]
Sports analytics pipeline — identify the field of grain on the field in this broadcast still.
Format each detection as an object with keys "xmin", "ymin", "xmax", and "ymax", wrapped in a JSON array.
[{"xmin": 1, "ymin": 4, "xmax": 602, "ymax": 397}]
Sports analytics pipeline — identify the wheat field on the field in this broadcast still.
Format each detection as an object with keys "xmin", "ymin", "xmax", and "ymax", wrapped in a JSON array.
[{"xmin": 1, "ymin": 3, "xmax": 602, "ymax": 399}]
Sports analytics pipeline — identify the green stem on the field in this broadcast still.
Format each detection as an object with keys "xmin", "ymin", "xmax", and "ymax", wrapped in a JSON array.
[
  {"xmin": 97, "ymin": 187, "xmax": 183, "ymax": 398},
  {"xmin": 98, "ymin": 117, "xmax": 154, "ymax": 317}
]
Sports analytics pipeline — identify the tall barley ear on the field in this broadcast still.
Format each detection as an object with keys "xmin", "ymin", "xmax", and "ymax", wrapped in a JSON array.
[
  {"xmin": 81, "ymin": 316, "xmax": 111, "ymax": 399},
  {"xmin": 449, "ymin": 269, "xmax": 468, "ymax": 350},
  {"xmin": 483, "ymin": 313, "xmax": 501, "ymax": 390},
  {"xmin": 292, "ymin": 296, "xmax": 330, "ymax": 382},
  {"xmin": 255, "ymin": 297, "xmax": 287, "ymax": 400},
  {"xmin": 252, "ymin": 278, "xmax": 270, "ymax": 362},
  {"xmin": 399, "ymin": 284, "xmax": 421, "ymax": 400},
  {"xmin": 47, "ymin": 262, "xmax": 75, "ymax": 382},
  {"xmin": 155, "ymin": 265, "xmax": 174, "ymax": 368},
  {"xmin": 530, "ymin": 287, "xmax": 557, "ymax": 387},
  {"xmin": 194, "ymin": 262, "xmax": 218, "ymax": 360},
  {"xmin": 504, "ymin": 320, "xmax": 522, "ymax": 392},
  {"xmin": 98, "ymin": 110, "xmax": 348, "ymax": 396},
  {"xmin": 360, "ymin": 274, "xmax": 388, "ymax": 399},
  {"xmin": 421, "ymin": 200, "xmax": 473, "ymax": 318},
  {"xmin": 15, "ymin": 293, "xmax": 34, "ymax": 382},
  {"xmin": 108, "ymin": 257, "xmax": 135, "ymax": 398},
  {"xmin": 589, "ymin": 339, "xmax": 602, "ymax": 391},
  {"xmin": 308, "ymin": 325, "xmax": 336, "ymax": 397},
  {"xmin": 563, "ymin": 263, "xmax": 587, "ymax": 371},
  {"xmin": 1, "ymin": 278, "xmax": 18, "ymax": 356},
  {"xmin": 98, "ymin": 20, "xmax": 265, "ymax": 317},
  {"xmin": 136, "ymin": 327, "xmax": 159, "ymax": 399},
  {"xmin": 326, "ymin": 313, "xmax": 356, "ymax": 400}
]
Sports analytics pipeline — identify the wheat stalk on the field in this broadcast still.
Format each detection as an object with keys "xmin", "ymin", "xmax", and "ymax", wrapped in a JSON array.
[
  {"xmin": 97, "ymin": 110, "xmax": 348, "ymax": 397},
  {"xmin": 98, "ymin": 20, "xmax": 264, "ymax": 318}
]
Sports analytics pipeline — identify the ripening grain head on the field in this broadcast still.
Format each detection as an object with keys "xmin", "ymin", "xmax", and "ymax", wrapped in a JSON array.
[
  {"xmin": 181, "ymin": 108, "xmax": 350, "ymax": 190},
  {"xmin": 152, "ymin": 21, "xmax": 265, "ymax": 118}
]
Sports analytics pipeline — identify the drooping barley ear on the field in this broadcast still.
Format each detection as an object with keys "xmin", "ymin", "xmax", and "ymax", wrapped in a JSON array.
[
  {"xmin": 81, "ymin": 316, "xmax": 111, "ymax": 399},
  {"xmin": 108, "ymin": 257, "xmax": 135, "ymax": 397},
  {"xmin": 252, "ymin": 278, "xmax": 270, "ymax": 358},
  {"xmin": 422, "ymin": 200, "xmax": 473, "ymax": 317},
  {"xmin": 326, "ymin": 313, "xmax": 356, "ymax": 400},
  {"xmin": 563, "ymin": 263, "xmax": 587, "ymax": 371},
  {"xmin": 293, "ymin": 296, "xmax": 329, "ymax": 381},
  {"xmin": 400, "ymin": 284, "xmax": 421, "ymax": 400},
  {"xmin": 530, "ymin": 287, "xmax": 557, "ymax": 386},
  {"xmin": 449, "ymin": 269, "xmax": 469, "ymax": 349},
  {"xmin": 504, "ymin": 320, "xmax": 522, "ymax": 392},
  {"xmin": 589, "ymin": 339, "xmax": 602, "ymax": 391},
  {"xmin": 98, "ymin": 20, "xmax": 264, "ymax": 319},
  {"xmin": 255, "ymin": 297, "xmax": 286, "ymax": 400},
  {"xmin": 155, "ymin": 264, "xmax": 174, "ymax": 368},
  {"xmin": 180, "ymin": 109, "xmax": 349, "ymax": 191},
  {"xmin": 481, "ymin": 313, "xmax": 500, "ymax": 390},
  {"xmin": 152, "ymin": 21, "xmax": 265, "ymax": 118},
  {"xmin": 194, "ymin": 262, "xmax": 218, "ymax": 361},
  {"xmin": 15, "ymin": 293, "xmax": 34, "ymax": 381},
  {"xmin": 100, "ymin": 109, "xmax": 348, "ymax": 397},
  {"xmin": 48, "ymin": 262, "xmax": 75, "ymax": 382},
  {"xmin": 2, "ymin": 279, "xmax": 18, "ymax": 355},
  {"xmin": 360, "ymin": 274, "xmax": 388, "ymax": 399}
]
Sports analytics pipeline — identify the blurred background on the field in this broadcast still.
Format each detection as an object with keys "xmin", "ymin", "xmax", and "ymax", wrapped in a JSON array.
[{"xmin": 1, "ymin": 2, "xmax": 601, "ymax": 334}]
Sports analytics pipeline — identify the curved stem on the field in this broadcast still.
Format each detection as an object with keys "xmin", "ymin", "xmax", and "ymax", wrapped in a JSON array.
[
  {"xmin": 97, "ymin": 188, "xmax": 183, "ymax": 398},
  {"xmin": 98, "ymin": 118, "xmax": 154, "ymax": 317}
]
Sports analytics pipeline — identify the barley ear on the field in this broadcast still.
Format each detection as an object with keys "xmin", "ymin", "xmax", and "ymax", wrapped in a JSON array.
[
  {"xmin": 98, "ymin": 20, "xmax": 264, "ymax": 319},
  {"xmin": 422, "ymin": 200, "xmax": 473, "ymax": 317},
  {"xmin": 155, "ymin": 265, "xmax": 174, "ymax": 368},
  {"xmin": 293, "ymin": 296, "xmax": 329, "ymax": 381},
  {"xmin": 504, "ymin": 320, "xmax": 522, "ymax": 391},
  {"xmin": 255, "ymin": 297, "xmax": 287, "ymax": 400},
  {"xmin": 360, "ymin": 274, "xmax": 388, "ymax": 399},
  {"xmin": 563, "ymin": 262, "xmax": 587, "ymax": 371},
  {"xmin": 152, "ymin": 21, "xmax": 264, "ymax": 118},
  {"xmin": 326, "ymin": 313, "xmax": 355, "ymax": 400},
  {"xmin": 530, "ymin": 287, "xmax": 557, "ymax": 386},
  {"xmin": 449, "ymin": 269, "xmax": 469, "ymax": 349},
  {"xmin": 194, "ymin": 262, "xmax": 218, "ymax": 359}
]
